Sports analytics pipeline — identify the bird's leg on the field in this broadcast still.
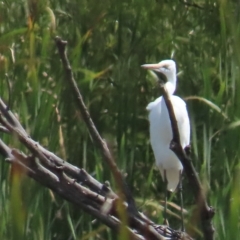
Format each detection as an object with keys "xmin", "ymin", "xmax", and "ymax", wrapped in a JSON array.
[
  {"xmin": 179, "ymin": 171, "xmax": 185, "ymax": 232},
  {"xmin": 163, "ymin": 169, "xmax": 168, "ymax": 225}
]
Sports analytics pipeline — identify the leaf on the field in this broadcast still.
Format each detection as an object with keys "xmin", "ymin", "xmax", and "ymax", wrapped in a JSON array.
[{"xmin": 185, "ymin": 96, "xmax": 228, "ymax": 120}]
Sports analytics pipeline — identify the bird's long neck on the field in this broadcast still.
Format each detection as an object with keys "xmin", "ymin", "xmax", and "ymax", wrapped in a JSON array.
[{"xmin": 165, "ymin": 74, "xmax": 176, "ymax": 95}]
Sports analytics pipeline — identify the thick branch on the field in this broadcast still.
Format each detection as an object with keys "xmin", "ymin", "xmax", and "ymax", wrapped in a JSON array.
[
  {"xmin": 55, "ymin": 36, "xmax": 138, "ymax": 215},
  {"xmin": 161, "ymin": 85, "xmax": 215, "ymax": 240},
  {"xmin": 0, "ymin": 135, "xmax": 154, "ymax": 240},
  {"xmin": 0, "ymin": 97, "xmax": 191, "ymax": 239},
  {"xmin": 3, "ymin": 145, "xmax": 134, "ymax": 238}
]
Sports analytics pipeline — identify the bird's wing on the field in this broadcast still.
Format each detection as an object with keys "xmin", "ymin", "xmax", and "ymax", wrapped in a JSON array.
[{"xmin": 146, "ymin": 97, "xmax": 162, "ymax": 111}]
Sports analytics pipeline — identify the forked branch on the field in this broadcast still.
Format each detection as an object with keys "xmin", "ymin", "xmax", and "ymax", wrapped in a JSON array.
[{"xmin": 0, "ymin": 36, "xmax": 195, "ymax": 239}]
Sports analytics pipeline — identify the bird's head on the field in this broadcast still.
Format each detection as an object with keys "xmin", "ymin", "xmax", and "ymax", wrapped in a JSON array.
[
  {"xmin": 141, "ymin": 59, "xmax": 177, "ymax": 94},
  {"xmin": 141, "ymin": 59, "xmax": 176, "ymax": 82}
]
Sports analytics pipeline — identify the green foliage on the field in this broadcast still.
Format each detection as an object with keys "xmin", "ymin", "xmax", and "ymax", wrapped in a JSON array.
[{"xmin": 1, "ymin": 0, "xmax": 240, "ymax": 239}]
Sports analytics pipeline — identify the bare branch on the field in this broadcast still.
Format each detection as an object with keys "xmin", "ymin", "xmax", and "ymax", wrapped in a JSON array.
[
  {"xmin": 0, "ymin": 126, "xmax": 10, "ymax": 133},
  {"xmin": 178, "ymin": 0, "xmax": 204, "ymax": 10},
  {"xmin": 161, "ymin": 85, "xmax": 215, "ymax": 240},
  {"xmin": 0, "ymin": 136, "xmax": 143, "ymax": 239},
  {"xmin": 0, "ymin": 95, "xmax": 192, "ymax": 239},
  {"xmin": 0, "ymin": 36, "xmax": 195, "ymax": 239},
  {"xmin": 55, "ymin": 36, "xmax": 138, "ymax": 216},
  {"xmin": 0, "ymin": 98, "xmax": 26, "ymax": 133}
]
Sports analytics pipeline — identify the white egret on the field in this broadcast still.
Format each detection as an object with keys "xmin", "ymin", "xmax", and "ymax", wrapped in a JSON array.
[{"xmin": 141, "ymin": 59, "xmax": 190, "ymax": 228}]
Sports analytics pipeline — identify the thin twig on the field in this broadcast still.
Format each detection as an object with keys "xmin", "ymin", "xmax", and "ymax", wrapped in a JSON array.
[
  {"xmin": 5, "ymin": 74, "xmax": 12, "ymax": 110},
  {"xmin": 178, "ymin": 0, "xmax": 204, "ymax": 10},
  {"xmin": 0, "ymin": 126, "xmax": 10, "ymax": 133}
]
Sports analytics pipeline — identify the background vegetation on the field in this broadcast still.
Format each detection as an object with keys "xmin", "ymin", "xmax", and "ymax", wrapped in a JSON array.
[{"xmin": 0, "ymin": 0, "xmax": 240, "ymax": 239}]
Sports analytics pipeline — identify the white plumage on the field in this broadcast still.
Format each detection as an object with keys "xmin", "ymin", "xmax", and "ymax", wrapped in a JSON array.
[{"xmin": 142, "ymin": 60, "xmax": 190, "ymax": 192}]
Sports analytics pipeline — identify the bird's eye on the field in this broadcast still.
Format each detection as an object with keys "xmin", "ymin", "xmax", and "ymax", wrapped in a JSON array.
[
  {"xmin": 162, "ymin": 66, "xmax": 169, "ymax": 70},
  {"xmin": 158, "ymin": 66, "xmax": 169, "ymax": 72}
]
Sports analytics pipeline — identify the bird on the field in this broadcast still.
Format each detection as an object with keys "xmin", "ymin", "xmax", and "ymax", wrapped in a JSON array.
[{"xmin": 141, "ymin": 59, "xmax": 190, "ymax": 228}]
